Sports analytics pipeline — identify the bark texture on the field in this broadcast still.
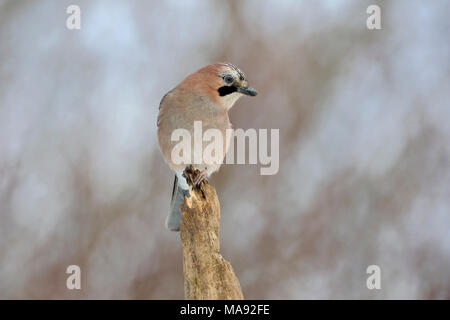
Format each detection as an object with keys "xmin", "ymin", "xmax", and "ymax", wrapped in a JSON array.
[{"xmin": 180, "ymin": 166, "xmax": 243, "ymax": 300}]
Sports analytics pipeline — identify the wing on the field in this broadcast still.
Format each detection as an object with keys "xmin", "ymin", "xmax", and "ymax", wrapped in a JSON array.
[{"xmin": 157, "ymin": 88, "xmax": 174, "ymax": 127}]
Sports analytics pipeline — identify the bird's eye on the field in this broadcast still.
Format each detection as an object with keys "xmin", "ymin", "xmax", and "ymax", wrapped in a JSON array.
[{"xmin": 223, "ymin": 75, "xmax": 234, "ymax": 84}]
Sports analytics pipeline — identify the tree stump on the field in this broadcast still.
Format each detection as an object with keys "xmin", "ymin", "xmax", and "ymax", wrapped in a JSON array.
[{"xmin": 180, "ymin": 166, "xmax": 243, "ymax": 300}]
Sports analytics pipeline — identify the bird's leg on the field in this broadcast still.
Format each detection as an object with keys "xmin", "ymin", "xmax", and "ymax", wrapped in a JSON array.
[{"xmin": 193, "ymin": 170, "xmax": 208, "ymax": 188}]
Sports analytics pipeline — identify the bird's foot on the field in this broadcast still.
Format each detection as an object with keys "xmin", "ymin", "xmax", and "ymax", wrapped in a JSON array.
[
  {"xmin": 183, "ymin": 166, "xmax": 208, "ymax": 189},
  {"xmin": 193, "ymin": 170, "xmax": 208, "ymax": 188}
]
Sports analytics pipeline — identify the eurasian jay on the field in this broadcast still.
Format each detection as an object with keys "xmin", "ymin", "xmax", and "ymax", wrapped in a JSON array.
[{"xmin": 157, "ymin": 63, "xmax": 257, "ymax": 231}]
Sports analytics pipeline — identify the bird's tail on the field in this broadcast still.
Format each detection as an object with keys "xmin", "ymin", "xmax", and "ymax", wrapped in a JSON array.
[{"xmin": 165, "ymin": 174, "xmax": 189, "ymax": 232}]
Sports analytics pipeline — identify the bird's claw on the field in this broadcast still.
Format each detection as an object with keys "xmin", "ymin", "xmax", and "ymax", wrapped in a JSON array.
[
  {"xmin": 193, "ymin": 170, "xmax": 208, "ymax": 188},
  {"xmin": 182, "ymin": 166, "xmax": 208, "ymax": 189}
]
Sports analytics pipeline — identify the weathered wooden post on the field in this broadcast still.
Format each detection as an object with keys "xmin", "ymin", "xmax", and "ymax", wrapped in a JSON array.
[{"xmin": 180, "ymin": 166, "xmax": 243, "ymax": 300}]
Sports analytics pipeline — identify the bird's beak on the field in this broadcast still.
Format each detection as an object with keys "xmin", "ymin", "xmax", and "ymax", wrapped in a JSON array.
[{"xmin": 237, "ymin": 86, "xmax": 258, "ymax": 96}]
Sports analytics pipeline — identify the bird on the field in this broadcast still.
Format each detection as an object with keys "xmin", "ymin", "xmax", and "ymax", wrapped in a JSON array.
[{"xmin": 157, "ymin": 62, "xmax": 258, "ymax": 231}]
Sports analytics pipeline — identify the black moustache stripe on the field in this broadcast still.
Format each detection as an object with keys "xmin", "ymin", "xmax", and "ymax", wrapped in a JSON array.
[{"xmin": 218, "ymin": 85, "xmax": 237, "ymax": 96}]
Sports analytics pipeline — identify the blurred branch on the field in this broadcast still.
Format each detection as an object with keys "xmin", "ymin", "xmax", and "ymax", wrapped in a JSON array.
[{"xmin": 180, "ymin": 166, "xmax": 243, "ymax": 300}]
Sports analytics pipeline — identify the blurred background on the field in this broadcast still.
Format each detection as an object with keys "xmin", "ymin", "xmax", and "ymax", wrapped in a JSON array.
[{"xmin": 0, "ymin": 0, "xmax": 449, "ymax": 299}]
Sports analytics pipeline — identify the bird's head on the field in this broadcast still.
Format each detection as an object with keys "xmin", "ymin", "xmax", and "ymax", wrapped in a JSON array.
[{"xmin": 181, "ymin": 62, "xmax": 258, "ymax": 110}]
